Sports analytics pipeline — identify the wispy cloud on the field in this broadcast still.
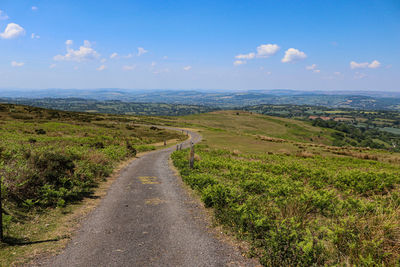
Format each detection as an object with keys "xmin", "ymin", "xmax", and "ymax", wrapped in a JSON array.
[
  {"xmin": 235, "ymin": 53, "xmax": 255, "ymax": 60},
  {"xmin": 31, "ymin": 33, "xmax": 40, "ymax": 39},
  {"xmin": 233, "ymin": 60, "xmax": 246, "ymax": 66},
  {"xmin": 306, "ymin": 64, "xmax": 320, "ymax": 73},
  {"xmin": 96, "ymin": 65, "xmax": 106, "ymax": 71},
  {"xmin": 32, "ymin": 6, "xmax": 38, "ymax": 11},
  {"xmin": 0, "ymin": 10, "xmax": 9, "ymax": 20},
  {"xmin": 11, "ymin": 61, "xmax": 24, "ymax": 67},
  {"xmin": 110, "ymin": 52, "xmax": 118, "ymax": 59},
  {"xmin": 122, "ymin": 65, "xmax": 135, "ymax": 71},
  {"xmin": 137, "ymin": 47, "xmax": 148, "ymax": 56},
  {"xmin": 354, "ymin": 72, "xmax": 366, "ymax": 79},
  {"xmin": 183, "ymin": 65, "xmax": 192, "ymax": 71},
  {"xmin": 350, "ymin": 60, "xmax": 381, "ymax": 69}
]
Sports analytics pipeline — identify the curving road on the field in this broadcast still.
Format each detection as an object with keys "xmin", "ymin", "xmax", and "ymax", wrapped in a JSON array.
[{"xmin": 35, "ymin": 129, "xmax": 258, "ymax": 267}]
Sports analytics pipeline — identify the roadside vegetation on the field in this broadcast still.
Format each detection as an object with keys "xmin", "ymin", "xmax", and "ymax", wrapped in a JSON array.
[
  {"xmin": 172, "ymin": 110, "xmax": 400, "ymax": 266},
  {"xmin": 0, "ymin": 103, "xmax": 185, "ymax": 264}
]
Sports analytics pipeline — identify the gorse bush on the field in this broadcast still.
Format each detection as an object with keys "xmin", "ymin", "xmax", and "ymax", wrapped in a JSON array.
[{"xmin": 172, "ymin": 145, "xmax": 400, "ymax": 266}]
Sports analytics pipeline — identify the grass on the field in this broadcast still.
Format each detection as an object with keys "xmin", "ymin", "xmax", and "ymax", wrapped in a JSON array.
[
  {"xmin": 0, "ymin": 103, "xmax": 186, "ymax": 265},
  {"xmin": 171, "ymin": 110, "xmax": 400, "ymax": 266}
]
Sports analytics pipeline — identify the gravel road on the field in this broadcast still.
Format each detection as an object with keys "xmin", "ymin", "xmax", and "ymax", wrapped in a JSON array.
[{"xmin": 34, "ymin": 129, "xmax": 258, "ymax": 267}]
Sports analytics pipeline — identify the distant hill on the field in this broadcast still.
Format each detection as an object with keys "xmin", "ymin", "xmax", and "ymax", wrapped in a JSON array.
[
  {"xmin": 0, "ymin": 98, "xmax": 216, "ymax": 116},
  {"xmin": 1, "ymin": 89, "xmax": 400, "ymax": 110}
]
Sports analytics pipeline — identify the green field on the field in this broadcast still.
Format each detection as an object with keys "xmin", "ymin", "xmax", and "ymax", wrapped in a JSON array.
[
  {"xmin": 2, "ymin": 106, "xmax": 400, "ymax": 266},
  {"xmin": 172, "ymin": 111, "xmax": 400, "ymax": 266},
  {"xmin": 0, "ymin": 104, "xmax": 186, "ymax": 265}
]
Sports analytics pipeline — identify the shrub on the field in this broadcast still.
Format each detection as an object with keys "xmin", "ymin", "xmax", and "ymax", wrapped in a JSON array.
[{"xmin": 35, "ymin": 128, "xmax": 46, "ymax": 135}]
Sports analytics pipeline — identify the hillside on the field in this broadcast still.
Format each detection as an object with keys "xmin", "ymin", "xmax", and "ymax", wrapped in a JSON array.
[
  {"xmin": 2, "ymin": 106, "xmax": 400, "ymax": 266},
  {"xmin": 0, "ymin": 104, "xmax": 186, "ymax": 265},
  {"xmin": 171, "ymin": 110, "xmax": 400, "ymax": 266}
]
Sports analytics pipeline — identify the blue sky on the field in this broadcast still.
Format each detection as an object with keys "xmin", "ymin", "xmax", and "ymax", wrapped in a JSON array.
[{"xmin": 0, "ymin": 0, "xmax": 399, "ymax": 91}]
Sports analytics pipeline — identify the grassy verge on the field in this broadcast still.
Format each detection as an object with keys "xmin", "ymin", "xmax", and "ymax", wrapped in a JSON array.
[
  {"xmin": 172, "ymin": 145, "xmax": 400, "ymax": 266},
  {"xmin": 0, "ymin": 104, "xmax": 186, "ymax": 265},
  {"xmin": 171, "ymin": 111, "xmax": 400, "ymax": 266}
]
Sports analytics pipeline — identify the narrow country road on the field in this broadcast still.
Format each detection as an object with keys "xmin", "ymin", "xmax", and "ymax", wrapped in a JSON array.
[{"xmin": 34, "ymin": 129, "xmax": 258, "ymax": 267}]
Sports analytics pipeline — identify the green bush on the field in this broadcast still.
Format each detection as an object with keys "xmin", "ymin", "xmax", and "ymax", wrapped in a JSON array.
[{"xmin": 172, "ymin": 146, "xmax": 400, "ymax": 266}]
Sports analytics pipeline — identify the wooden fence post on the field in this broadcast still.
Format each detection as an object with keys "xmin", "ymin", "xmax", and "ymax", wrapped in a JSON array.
[
  {"xmin": 164, "ymin": 140, "xmax": 166, "ymax": 146},
  {"xmin": 189, "ymin": 142, "xmax": 194, "ymax": 169}
]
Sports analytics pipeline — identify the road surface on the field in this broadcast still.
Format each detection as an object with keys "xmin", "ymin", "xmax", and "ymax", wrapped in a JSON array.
[{"xmin": 34, "ymin": 129, "xmax": 258, "ymax": 267}]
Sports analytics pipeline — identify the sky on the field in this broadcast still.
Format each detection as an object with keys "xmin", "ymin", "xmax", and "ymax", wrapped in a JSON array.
[{"xmin": 0, "ymin": 0, "xmax": 399, "ymax": 91}]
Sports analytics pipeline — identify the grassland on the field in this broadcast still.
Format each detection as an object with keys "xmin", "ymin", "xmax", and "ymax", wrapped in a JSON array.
[
  {"xmin": 171, "ymin": 110, "xmax": 400, "ymax": 266},
  {"xmin": 0, "ymin": 103, "xmax": 186, "ymax": 265},
  {"xmin": 2, "ymin": 106, "xmax": 400, "ymax": 266}
]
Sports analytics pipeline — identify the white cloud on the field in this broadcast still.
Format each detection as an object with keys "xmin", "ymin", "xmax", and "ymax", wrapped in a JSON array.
[
  {"xmin": 11, "ymin": 61, "xmax": 24, "ymax": 67},
  {"xmin": 96, "ymin": 65, "xmax": 106, "ymax": 71},
  {"xmin": 281, "ymin": 48, "xmax": 307, "ymax": 63},
  {"xmin": 124, "ymin": 53, "xmax": 133, "ymax": 58},
  {"xmin": 110, "ymin": 52, "xmax": 118, "ymax": 59},
  {"xmin": 54, "ymin": 40, "xmax": 100, "ymax": 62},
  {"xmin": 233, "ymin": 60, "xmax": 246, "ymax": 66},
  {"xmin": 0, "ymin": 10, "xmax": 9, "ymax": 20},
  {"xmin": 163, "ymin": 56, "xmax": 168, "ymax": 60},
  {"xmin": 350, "ymin": 61, "xmax": 368, "ymax": 69},
  {"xmin": 0, "ymin": 23, "xmax": 25, "ymax": 39},
  {"xmin": 350, "ymin": 60, "xmax": 381, "ymax": 69},
  {"xmin": 183, "ymin": 65, "xmax": 192, "ymax": 71},
  {"xmin": 74, "ymin": 66, "xmax": 79, "ymax": 70},
  {"xmin": 306, "ymin": 64, "xmax": 320, "ymax": 73},
  {"xmin": 49, "ymin": 64, "xmax": 56, "ymax": 69},
  {"xmin": 151, "ymin": 61, "xmax": 157, "ymax": 67},
  {"xmin": 137, "ymin": 47, "xmax": 148, "ymax": 56},
  {"xmin": 32, "ymin": 6, "xmax": 38, "ymax": 11},
  {"xmin": 31, "ymin": 33, "xmax": 40, "ymax": 39},
  {"xmin": 368, "ymin": 60, "xmax": 381, "ymax": 69},
  {"xmin": 334, "ymin": 72, "xmax": 341, "ymax": 75},
  {"xmin": 100, "ymin": 58, "xmax": 107, "ymax": 63},
  {"xmin": 122, "ymin": 65, "xmax": 135, "ymax": 71},
  {"xmin": 257, "ymin": 44, "xmax": 280, "ymax": 58},
  {"xmin": 306, "ymin": 64, "xmax": 317, "ymax": 70},
  {"xmin": 266, "ymin": 71, "xmax": 271, "ymax": 75},
  {"xmin": 235, "ymin": 53, "xmax": 255, "ymax": 60}
]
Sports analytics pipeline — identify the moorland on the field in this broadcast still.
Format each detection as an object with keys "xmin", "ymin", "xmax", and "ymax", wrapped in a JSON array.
[{"xmin": 1, "ymin": 102, "xmax": 400, "ymax": 266}]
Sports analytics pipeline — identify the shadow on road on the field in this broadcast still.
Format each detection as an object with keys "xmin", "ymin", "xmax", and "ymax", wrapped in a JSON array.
[{"xmin": 1, "ymin": 235, "xmax": 67, "ymax": 247}]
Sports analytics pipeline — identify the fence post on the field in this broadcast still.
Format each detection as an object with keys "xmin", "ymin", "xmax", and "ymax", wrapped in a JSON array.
[
  {"xmin": 164, "ymin": 140, "xmax": 166, "ymax": 146},
  {"xmin": 189, "ymin": 142, "xmax": 194, "ymax": 169}
]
